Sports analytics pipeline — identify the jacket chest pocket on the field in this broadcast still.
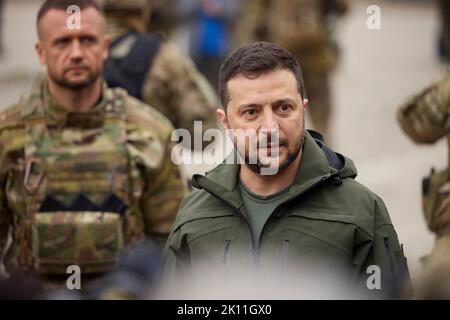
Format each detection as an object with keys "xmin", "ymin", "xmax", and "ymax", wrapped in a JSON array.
[
  {"xmin": 188, "ymin": 227, "xmax": 237, "ymax": 270},
  {"xmin": 273, "ymin": 212, "xmax": 359, "ymax": 277}
]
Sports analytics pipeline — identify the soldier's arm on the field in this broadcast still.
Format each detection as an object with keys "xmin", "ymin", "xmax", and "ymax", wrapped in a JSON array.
[
  {"xmin": 125, "ymin": 97, "xmax": 188, "ymax": 246},
  {"xmin": 397, "ymin": 74, "xmax": 450, "ymax": 144},
  {"xmin": 0, "ymin": 167, "xmax": 10, "ymax": 257},
  {"xmin": 0, "ymin": 107, "xmax": 17, "ymax": 259},
  {"xmin": 139, "ymin": 134, "xmax": 188, "ymax": 246},
  {"xmin": 142, "ymin": 41, "xmax": 218, "ymax": 141}
]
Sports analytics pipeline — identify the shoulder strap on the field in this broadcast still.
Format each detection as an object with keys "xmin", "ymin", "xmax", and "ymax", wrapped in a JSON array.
[{"xmin": 104, "ymin": 32, "xmax": 164, "ymax": 100}]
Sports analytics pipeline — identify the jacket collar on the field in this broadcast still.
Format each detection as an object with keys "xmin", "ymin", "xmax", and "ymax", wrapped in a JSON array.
[
  {"xmin": 192, "ymin": 130, "xmax": 355, "ymax": 210},
  {"xmin": 21, "ymin": 75, "xmax": 110, "ymax": 129}
]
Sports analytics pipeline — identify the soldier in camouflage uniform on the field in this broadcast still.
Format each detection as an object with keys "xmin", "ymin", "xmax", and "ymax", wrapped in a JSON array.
[
  {"xmin": 235, "ymin": 0, "xmax": 348, "ymax": 141},
  {"xmin": 397, "ymin": 72, "xmax": 450, "ymax": 298},
  {"xmin": 0, "ymin": 0, "xmax": 186, "ymax": 286},
  {"xmin": 99, "ymin": 0, "xmax": 218, "ymax": 147}
]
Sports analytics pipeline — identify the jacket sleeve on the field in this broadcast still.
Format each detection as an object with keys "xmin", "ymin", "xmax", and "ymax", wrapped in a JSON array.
[
  {"xmin": 397, "ymin": 73, "xmax": 450, "ymax": 144},
  {"xmin": 142, "ymin": 41, "xmax": 218, "ymax": 145},
  {"xmin": 160, "ymin": 224, "xmax": 191, "ymax": 298},
  {"xmin": 126, "ymin": 98, "xmax": 188, "ymax": 246},
  {"xmin": 355, "ymin": 199, "xmax": 412, "ymax": 299},
  {"xmin": 139, "ymin": 136, "xmax": 188, "ymax": 246},
  {"xmin": 0, "ymin": 140, "xmax": 13, "ymax": 270},
  {"xmin": 0, "ymin": 166, "xmax": 10, "ymax": 259}
]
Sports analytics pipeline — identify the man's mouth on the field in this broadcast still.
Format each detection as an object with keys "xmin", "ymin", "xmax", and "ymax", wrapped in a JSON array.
[
  {"xmin": 258, "ymin": 141, "xmax": 287, "ymax": 149},
  {"xmin": 66, "ymin": 66, "xmax": 88, "ymax": 73},
  {"xmin": 258, "ymin": 144, "xmax": 286, "ymax": 157}
]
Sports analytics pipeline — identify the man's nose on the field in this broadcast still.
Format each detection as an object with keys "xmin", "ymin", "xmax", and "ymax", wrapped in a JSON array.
[
  {"xmin": 260, "ymin": 109, "xmax": 279, "ymax": 130},
  {"xmin": 69, "ymin": 40, "xmax": 83, "ymax": 61}
]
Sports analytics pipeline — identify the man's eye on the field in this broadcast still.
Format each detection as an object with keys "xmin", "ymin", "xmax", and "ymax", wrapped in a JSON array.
[
  {"xmin": 81, "ymin": 37, "xmax": 95, "ymax": 45},
  {"xmin": 278, "ymin": 104, "xmax": 292, "ymax": 112},
  {"xmin": 55, "ymin": 39, "xmax": 69, "ymax": 47},
  {"xmin": 243, "ymin": 109, "xmax": 258, "ymax": 117}
]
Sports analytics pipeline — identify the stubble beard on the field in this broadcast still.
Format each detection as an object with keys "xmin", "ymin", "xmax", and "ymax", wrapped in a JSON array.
[{"xmin": 49, "ymin": 68, "xmax": 100, "ymax": 91}]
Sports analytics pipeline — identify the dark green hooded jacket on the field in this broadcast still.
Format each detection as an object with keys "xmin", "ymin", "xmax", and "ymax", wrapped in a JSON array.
[{"xmin": 164, "ymin": 131, "xmax": 411, "ymax": 299}]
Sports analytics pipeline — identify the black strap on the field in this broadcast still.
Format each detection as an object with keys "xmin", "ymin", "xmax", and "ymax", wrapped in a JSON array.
[
  {"xmin": 38, "ymin": 193, "xmax": 127, "ymax": 215},
  {"xmin": 104, "ymin": 32, "xmax": 163, "ymax": 100}
]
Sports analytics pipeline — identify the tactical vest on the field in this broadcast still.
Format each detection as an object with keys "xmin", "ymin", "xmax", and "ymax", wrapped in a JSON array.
[
  {"xmin": 17, "ymin": 88, "xmax": 144, "ymax": 276},
  {"xmin": 104, "ymin": 32, "xmax": 163, "ymax": 100}
]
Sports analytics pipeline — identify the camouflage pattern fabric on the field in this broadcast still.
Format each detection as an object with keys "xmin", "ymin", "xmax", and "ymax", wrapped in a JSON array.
[
  {"xmin": 397, "ymin": 72, "xmax": 450, "ymax": 234},
  {"xmin": 141, "ymin": 41, "xmax": 218, "ymax": 139},
  {"xmin": 397, "ymin": 72, "xmax": 450, "ymax": 298},
  {"xmin": 0, "ymin": 76, "xmax": 187, "ymax": 276},
  {"xmin": 104, "ymin": 6, "xmax": 218, "ymax": 142},
  {"xmin": 397, "ymin": 72, "xmax": 450, "ymax": 145}
]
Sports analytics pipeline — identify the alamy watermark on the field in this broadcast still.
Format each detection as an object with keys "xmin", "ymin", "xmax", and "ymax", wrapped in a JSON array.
[
  {"xmin": 66, "ymin": 5, "xmax": 81, "ymax": 30},
  {"xmin": 366, "ymin": 5, "xmax": 381, "ymax": 30},
  {"xmin": 366, "ymin": 265, "xmax": 381, "ymax": 290},
  {"xmin": 171, "ymin": 121, "xmax": 283, "ymax": 176},
  {"xmin": 66, "ymin": 264, "xmax": 81, "ymax": 290}
]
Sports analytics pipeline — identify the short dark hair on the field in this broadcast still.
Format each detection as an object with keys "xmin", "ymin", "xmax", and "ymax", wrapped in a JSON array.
[
  {"xmin": 37, "ymin": 0, "xmax": 103, "ymax": 35},
  {"xmin": 218, "ymin": 42, "xmax": 306, "ymax": 110}
]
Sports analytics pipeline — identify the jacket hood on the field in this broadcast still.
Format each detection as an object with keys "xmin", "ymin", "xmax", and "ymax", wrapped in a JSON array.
[{"xmin": 191, "ymin": 130, "xmax": 358, "ymax": 208}]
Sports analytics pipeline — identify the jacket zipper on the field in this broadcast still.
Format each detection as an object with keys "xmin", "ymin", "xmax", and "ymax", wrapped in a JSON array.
[
  {"xmin": 254, "ymin": 175, "xmax": 331, "ymax": 263},
  {"xmin": 237, "ymin": 206, "xmax": 259, "ymax": 260}
]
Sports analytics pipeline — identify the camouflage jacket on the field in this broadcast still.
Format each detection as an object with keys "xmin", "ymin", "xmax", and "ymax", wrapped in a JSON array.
[
  {"xmin": 235, "ymin": 0, "xmax": 348, "ymax": 73},
  {"xmin": 0, "ymin": 78, "xmax": 187, "ymax": 274},
  {"xmin": 107, "ymin": 21, "xmax": 218, "ymax": 141},
  {"xmin": 397, "ymin": 72, "xmax": 450, "ymax": 148},
  {"xmin": 397, "ymin": 72, "xmax": 450, "ymax": 235},
  {"xmin": 142, "ymin": 40, "xmax": 218, "ymax": 138}
]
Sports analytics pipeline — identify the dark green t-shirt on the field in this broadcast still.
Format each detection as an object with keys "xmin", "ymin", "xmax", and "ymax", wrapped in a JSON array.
[{"xmin": 238, "ymin": 180, "xmax": 291, "ymax": 245}]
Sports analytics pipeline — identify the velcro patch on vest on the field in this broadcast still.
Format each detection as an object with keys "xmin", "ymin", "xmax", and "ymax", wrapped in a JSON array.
[
  {"xmin": 65, "ymin": 111, "xmax": 105, "ymax": 129},
  {"xmin": 73, "ymin": 162, "xmax": 107, "ymax": 173}
]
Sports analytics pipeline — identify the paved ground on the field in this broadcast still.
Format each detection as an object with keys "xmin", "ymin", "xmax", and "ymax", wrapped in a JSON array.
[{"xmin": 0, "ymin": 0, "xmax": 447, "ymax": 283}]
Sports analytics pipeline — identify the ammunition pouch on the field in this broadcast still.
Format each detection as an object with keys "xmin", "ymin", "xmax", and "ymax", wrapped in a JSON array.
[{"xmin": 35, "ymin": 211, "xmax": 124, "ymax": 275}]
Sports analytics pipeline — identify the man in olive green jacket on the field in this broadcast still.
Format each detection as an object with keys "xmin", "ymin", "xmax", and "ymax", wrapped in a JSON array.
[{"xmin": 163, "ymin": 42, "xmax": 411, "ymax": 299}]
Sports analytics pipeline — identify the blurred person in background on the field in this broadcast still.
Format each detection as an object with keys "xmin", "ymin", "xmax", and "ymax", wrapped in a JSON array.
[
  {"xmin": 397, "ymin": 71, "xmax": 450, "ymax": 298},
  {"xmin": 146, "ymin": 0, "xmax": 177, "ymax": 36},
  {"xmin": 100, "ymin": 0, "xmax": 218, "ymax": 146},
  {"xmin": 437, "ymin": 0, "xmax": 450, "ymax": 63},
  {"xmin": 173, "ymin": 0, "xmax": 240, "ymax": 92},
  {"xmin": 235, "ymin": 0, "xmax": 349, "ymax": 142}
]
